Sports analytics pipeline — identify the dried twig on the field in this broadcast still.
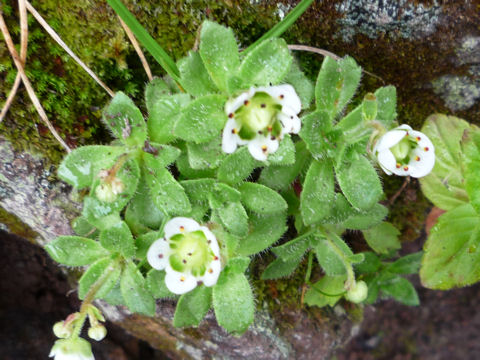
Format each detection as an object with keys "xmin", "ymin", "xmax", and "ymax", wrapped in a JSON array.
[
  {"xmin": 24, "ymin": 0, "xmax": 115, "ymax": 97},
  {"xmin": 118, "ymin": 16, "xmax": 153, "ymax": 81},
  {"xmin": 0, "ymin": 10, "xmax": 71, "ymax": 152},
  {"xmin": 0, "ymin": 0, "xmax": 28, "ymax": 122},
  {"xmin": 388, "ymin": 176, "xmax": 411, "ymax": 205},
  {"xmin": 288, "ymin": 44, "xmax": 385, "ymax": 84}
]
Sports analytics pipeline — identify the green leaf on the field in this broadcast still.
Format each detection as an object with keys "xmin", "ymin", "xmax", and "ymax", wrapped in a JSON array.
[
  {"xmin": 336, "ymin": 155, "xmax": 382, "ymax": 210},
  {"xmin": 266, "ymin": 135, "xmax": 295, "ymax": 166},
  {"xmin": 143, "ymin": 157, "xmax": 191, "ymax": 215},
  {"xmin": 187, "ymin": 136, "xmax": 226, "ymax": 170},
  {"xmin": 380, "ymin": 277, "xmax": 419, "ymax": 306},
  {"xmin": 313, "ymin": 236, "xmax": 346, "ymax": 276},
  {"xmin": 386, "ymin": 252, "xmax": 422, "ymax": 275},
  {"xmin": 175, "ymin": 94, "xmax": 227, "ymax": 143},
  {"xmin": 181, "ymin": 178, "xmax": 216, "ymax": 205},
  {"xmin": 100, "ymin": 221, "xmax": 135, "ymax": 258},
  {"xmin": 239, "ymin": 182, "xmax": 288, "ymax": 214},
  {"xmin": 125, "ymin": 177, "xmax": 165, "ymax": 234},
  {"xmin": 106, "ymin": 0, "xmax": 180, "ymax": 82},
  {"xmin": 213, "ymin": 267, "xmax": 254, "ymax": 334},
  {"xmin": 145, "ymin": 78, "xmax": 171, "ymax": 113},
  {"xmin": 419, "ymin": 114, "xmax": 470, "ymax": 210},
  {"xmin": 147, "ymin": 94, "xmax": 190, "ymax": 144},
  {"xmin": 238, "ymin": 38, "xmax": 292, "ymax": 87},
  {"xmin": 82, "ymin": 196, "xmax": 122, "ymax": 230},
  {"xmin": 178, "ymin": 51, "xmax": 217, "ymax": 96},
  {"xmin": 173, "ymin": 286, "xmax": 212, "ymax": 328},
  {"xmin": 58, "ymin": 146, "xmax": 124, "ymax": 188},
  {"xmin": 215, "ymin": 202, "xmax": 249, "ymax": 237},
  {"xmin": 305, "ymin": 275, "xmax": 347, "ymax": 308},
  {"xmin": 354, "ymin": 252, "xmax": 381, "ymax": 274},
  {"xmin": 146, "ymin": 270, "xmax": 177, "ymax": 299},
  {"xmin": 259, "ymin": 141, "xmax": 310, "ymax": 190},
  {"xmin": 199, "ymin": 21, "xmax": 240, "ymax": 91},
  {"xmin": 217, "ymin": 147, "xmax": 258, "ymax": 185},
  {"xmin": 362, "ymin": 222, "xmax": 401, "ymax": 255},
  {"xmin": 209, "ymin": 182, "xmax": 242, "ymax": 207},
  {"xmin": 315, "ymin": 56, "xmax": 361, "ymax": 119},
  {"xmin": 463, "ymin": 130, "xmax": 480, "ymax": 213},
  {"xmin": 103, "ymin": 92, "xmax": 146, "ymax": 146},
  {"xmin": 299, "ymin": 111, "xmax": 334, "ymax": 160},
  {"xmin": 45, "ymin": 236, "xmax": 109, "ymax": 266},
  {"xmin": 78, "ymin": 257, "xmax": 121, "ymax": 300},
  {"xmin": 374, "ymin": 86, "xmax": 397, "ymax": 126},
  {"xmin": 176, "ymin": 150, "xmax": 217, "ymax": 179},
  {"xmin": 238, "ymin": 212, "xmax": 287, "ymax": 256},
  {"xmin": 272, "ymin": 233, "xmax": 312, "ymax": 260},
  {"xmin": 102, "ymin": 282, "xmax": 125, "ymax": 306},
  {"xmin": 300, "ymin": 160, "xmax": 335, "ymax": 225},
  {"xmin": 420, "ymin": 204, "xmax": 480, "ymax": 289},
  {"xmin": 120, "ymin": 261, "xmax": 156, "ymax": 316},
  {"xmin": 135, "ymin": 231, "xmax": 160, "ymax": 260},
  {"xmin": 226, "ymin": 257, "xmax": 251, "ymax": 274},
  {"xmin": 283, "ymin": 59, "xmax": 314, "ymax": 110},
  {"xmin": 342, "ymin": 203, "xmax": 388, "ymax": 230},
  {"xmin": 261, "ymin": 256, "xmax": 303, "ymax": 280},
  {"xmin": 143, "ymin": 143, "xmax": 181, "ymax": 168},
  {"xmin": 72, "ymin": 216, "xmax": 99, "ymax": 239}
]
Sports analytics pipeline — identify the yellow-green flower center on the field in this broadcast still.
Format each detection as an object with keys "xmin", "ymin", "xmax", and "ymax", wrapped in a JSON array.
[
  {"xmin": 234, "ymin": 92, "xmax": 282, "ymax": 140},
  {"xmin": 390, "ymin": 136, "xmax": 416, "ymax": 162},
  {"xmin": 169, "ymin": 230, "xmax": 213, "ymax": 276}
]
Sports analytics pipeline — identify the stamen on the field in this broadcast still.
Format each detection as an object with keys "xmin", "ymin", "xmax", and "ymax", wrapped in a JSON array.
[
  {"xmin": 179, "ymin": 226, "xmax": 185, "ymax": 232},
  {"xmin": 416, "ymin": 136, "xmax": 421, "ymax": 141},
  {"xmin": 244, "ymin": 100, "xmax": 249, "ymax": 106},
  {"xmin": 279, "ymin": 94, "xmax": 284, "ymax": 99},
  {"xmin": 406, "ymin": 131, "xmax": 409, "ymax": 136},
  {"xmin": 415, "ymin": 156, "xmax": 420, "ymax": 161},
  {"xmin": 261, "ymin": 145, "xmax": 268, "ymax": 152},
  {"xmin": 228, "ymin": 113, "xmax": 234, "ymax": 118},
  {"xmin": 187, "ymin": 252, "xmax": 192, "ymax": 256},
  {"xmin": 396, "ymin": 163, "xmax": 401, "ymax": 168},
  {"xmin": 158, "ymin": 254, "xmax": 164, "ymax": 259},
  {"xmin": 207, "ymin": 240, "xmax": 211, "ymax": 244},
  {"xmin": 258, "ymin": 130, "xmax": 263, "ymax": 134},
  {"xmin": 214, "ymin": 256, "xmax": 219, "ymax": 261},
  {"xmin": 231, "ymin": 128, "xmax": 237, "ymax": 134},
  {"xmin": 260, "ymin": 103, "xmax": 266, "ymax": 108},
  {"xmin": 180, "ymin": 276, "xmax": 186, "ymax": 282},
  {"xmin": 267, "ymin": 126, "xmax": 272, "ymax": 132},
  {"xmin": 403, "ymin": 166, "xmax": 409, "ymax": 171},
  {"xmin": 182, "ymin": 259, "xmax": 187, "ymax": 264},
  {"xmin": 208, "ymin": 268, "xmax": 213, "ymax": 274},
  {"xmin": 271, "ymin": 136, "xmax": 276, "ymax": 140},
  {"xmin": 197, "ymin": 281, "xmax": 203, "ymax": 285},
  {"xmin": 424, "ymin": 147, "xmax": 429, "ymax": 151}
]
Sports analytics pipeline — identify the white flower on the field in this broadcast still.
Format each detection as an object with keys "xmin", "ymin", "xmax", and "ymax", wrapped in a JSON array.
[
  {"xmin": 373, "ymin": 124, "xmax": 435, "ymax": 178},
  {"xmin": 147, "ymin": 217, "xmax": 222, "ymax": 295},
  {"xmin": 49, "ymin": 338, "xmax": 94, "ymax": 360},
  {"xmin": 222, "ymin": 84, "xmax": 302, "ymax": 161}
]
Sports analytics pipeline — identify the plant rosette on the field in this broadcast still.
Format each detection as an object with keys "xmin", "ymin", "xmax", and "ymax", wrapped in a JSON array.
[
  {"xmin": 373, "ymin": 124, "xmax": 435, "ymax": 178},
  {"xmin": 147, "ymin": 217, "xmax": 221, "ymax": 294},
  {"xmin": 222, "ymin": 85, "xmax": 302, "ymax": 161},
  {"xmin": 49, "ymin": 338, "xmax": 94, "ymax": 360}
]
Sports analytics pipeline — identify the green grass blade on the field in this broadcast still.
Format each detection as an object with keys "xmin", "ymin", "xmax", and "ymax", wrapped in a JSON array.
[
  {"xmin": 243, "ymin": 0, "xmax": 314, "ymax": 55},
  {"xmin": 107, "ymin": 0, "xmax": 180, "ymax": 83}
]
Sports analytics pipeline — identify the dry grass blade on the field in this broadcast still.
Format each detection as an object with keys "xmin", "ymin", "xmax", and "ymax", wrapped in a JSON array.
[
  {"xmin": 0, "ymin": 0, "xmax": 28, "ymax": 123},
  {"xmin": 118, "ymin": 16, "xmax": 153, "ymax": 81},
  {"xmin": 288, "ymin": 44, "xmax": 385, "ymax": 84},
  {"xmin": 0, "ymin": 10, "xmax": 71, "ymax": 152},
  {"xmin": 24, "ymin": 1, "xmax": 115, "ymax": 97}
]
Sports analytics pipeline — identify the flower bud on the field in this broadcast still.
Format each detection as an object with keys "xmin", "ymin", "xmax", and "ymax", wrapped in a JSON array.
[
  {"xmin": 88, "ymin": 324, "xmax": 107, "ymax": 341},
  {"xmin": 345, "ymin": 280, "xmax": 368, "ymax": 304},
  {"xmin": 362, "ymin": 93, "xmax": 377, "ymax": 121},
  {"xmin": 49, "ymin": 338, "xmax": 94, "ymax": 360},
  {"xmin": 53, "ymin": 321, "xmax": 72, "ymax": 339}
]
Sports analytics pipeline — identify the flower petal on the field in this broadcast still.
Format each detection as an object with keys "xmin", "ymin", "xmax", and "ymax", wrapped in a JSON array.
[
  {"xmin": 407, "ymin": 147, "xmax": 435, "ymax": 178},
  {"xmin": 165, "ymin": 268, "xmax": 197, "ymax": 295},
  {"xmin": 164, "ymin": 217, "xmax": 201, "ymax": 239},
  {"xmin": 200, "ymin": 259, "xmax": 221, "ymax": 287},
  {"xmin": 374, "ymin": 129, "xmax": 408, "ymax": 152},
  {"xmin": 278, "ymin": 111, "xmax": 301, "ymax": 135},
  {"xmin": 200, "ymin": 226, "xmax": 220, "ymax": 256},
  {"xmin": 247, "ymin": 136, "xmax": 279, "ymax": 161},
  {"xmin": 222, "ymin": 118, "xmax": 240, "ymax": 154},
  {"xmin": 376, "ymin": 149, "xmax": 396, "ymax": 175},
  {"xmin": 225, "ymin": 88, "xmax": 255, "ymax": 115},
  {"xmin": 147, "ymin": 239, "xmax": 170, "ymax": 270},
  {"xmin": 257, "ymin": 84, "xmax": 302, "ymax": 114}
]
